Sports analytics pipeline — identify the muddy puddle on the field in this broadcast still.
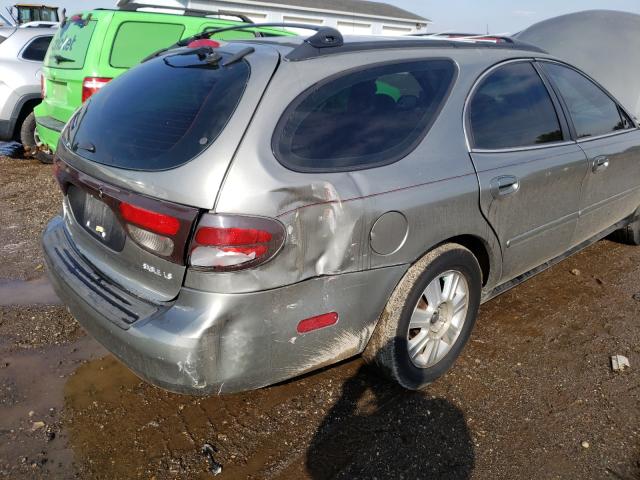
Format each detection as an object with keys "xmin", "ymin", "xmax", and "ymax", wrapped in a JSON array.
[
  {"xmin": 62, "ymin": 354, "xmax": 473, "ymax": 480},
  {"xmin": 0, "ymin": 336, "xmax": 107, "ymax": 478},
  {"xmin": 0, "ymin": 277, "xmax": 59, "ymax": 307}
]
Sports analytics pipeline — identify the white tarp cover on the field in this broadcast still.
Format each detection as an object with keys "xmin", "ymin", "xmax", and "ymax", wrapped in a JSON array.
[{"xmin": 516, "ymin": 10, "xmax": 640, "ymax": 121}]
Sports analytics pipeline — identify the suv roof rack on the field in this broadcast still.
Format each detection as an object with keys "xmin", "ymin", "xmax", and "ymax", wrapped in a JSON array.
[{"xmin": 116, "ymin": 2, "xmax": 254, "ymax": 24}]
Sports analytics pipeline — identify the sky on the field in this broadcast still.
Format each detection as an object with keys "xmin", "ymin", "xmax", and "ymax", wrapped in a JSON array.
[{"xmin": 1, "ymin": 0, "xmax": 640, "ymax": 33}]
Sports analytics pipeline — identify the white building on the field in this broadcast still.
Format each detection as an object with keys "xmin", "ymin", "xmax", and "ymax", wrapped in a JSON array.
[{"xmin": 118, "ymin": 0, "xmax": 430, "ymax": 35}]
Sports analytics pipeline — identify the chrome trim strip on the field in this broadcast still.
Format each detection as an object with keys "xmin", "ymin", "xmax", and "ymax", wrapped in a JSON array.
[
  {"xmin": 578, "ymin": 185, "xmax": 640, "ymax": 217},
  {"xmin": 471, "ymin": 140, "xmax": 575, "ymax": 154},
  {"xmin": 576, "ymin": 128, "xmax": 640, "ymax": 144},
  {"xmin": 506, "ymin": 211, "xmax": 578, "ymax": 248}
]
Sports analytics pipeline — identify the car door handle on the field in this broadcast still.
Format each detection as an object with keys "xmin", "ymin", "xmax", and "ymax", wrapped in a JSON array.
[
  {"xmin": 592, "ymin": 156, "xmax": 609, "ymax": 173},
  {"xmin": 490, "ymin": 175, "xmax": 520, "ymax": 198}
]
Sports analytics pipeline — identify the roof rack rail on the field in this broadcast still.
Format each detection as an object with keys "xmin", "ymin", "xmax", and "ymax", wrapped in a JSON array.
[
  {"xmin": 416, "ymin": 32, "xmax": 515, "ymax": 44},
  {"xmin": 117, "ymin": 2, "xmax": 254, "ymax": 24},
  {"xmin": 195, "ymin": 22, "xmax": 343, "ymax": 47},
  {"xmin": 142, "ymin": 22, "xmax": 342, "ymax": 62}
]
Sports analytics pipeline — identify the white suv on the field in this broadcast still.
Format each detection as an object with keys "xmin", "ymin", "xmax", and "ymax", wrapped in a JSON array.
[{"xmin": 0, "ymin": 26, "xmax": 54, "ymax": 152}]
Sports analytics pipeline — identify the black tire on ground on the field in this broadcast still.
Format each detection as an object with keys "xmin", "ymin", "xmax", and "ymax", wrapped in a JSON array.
[
  {"xmin": 363, "ymin": 243, "xmax": 482, "ymax": 390},
  {"xmin": 19, "ymin": 111, "xmax": 37, "ymax": 154},
  {"xmin": 611, "ymin": 218, "xmax": 640, "ymax": 245},
  {"xmin": 35, "ymin": 151, "xmax": 53, "ymax": 164}
]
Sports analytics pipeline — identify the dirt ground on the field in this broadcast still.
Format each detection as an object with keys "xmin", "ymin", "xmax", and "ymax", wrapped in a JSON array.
[{"xmin": 0, "ymin": 156, "xmax": 638, "ymax": 479}]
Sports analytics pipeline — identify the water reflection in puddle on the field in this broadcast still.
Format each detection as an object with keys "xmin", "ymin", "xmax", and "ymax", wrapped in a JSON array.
[{"xmin": 0, "ymin": 276, "xmax": 60, "ymax": 306}]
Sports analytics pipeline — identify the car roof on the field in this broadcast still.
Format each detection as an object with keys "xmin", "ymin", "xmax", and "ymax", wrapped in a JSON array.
[{"xmin": 0, "ymin": 26, "xmax": 56, "ymax": 39}]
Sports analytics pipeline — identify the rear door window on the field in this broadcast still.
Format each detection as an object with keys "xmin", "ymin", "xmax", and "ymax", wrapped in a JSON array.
[
  {"xmin": 541, "ymin": 62, "xmax": 632, "ymax": 138},
  {"xmin": 469, "ymin": 62, "xmax": 563, "ymax": 150},
  {"xmin": 46, "ymin": 15, "xmax": 97, "ymax": 69},
  {"xmin": 110, "ymin": 21, "xmax": 185, "ymax": 69},
  {"xmin": 21, "ymin": 35, "xmax": 53, "ymax": 61},
  {"xmin": 273, "ymin": 59, "xmax": 456, "ymax": 172}
]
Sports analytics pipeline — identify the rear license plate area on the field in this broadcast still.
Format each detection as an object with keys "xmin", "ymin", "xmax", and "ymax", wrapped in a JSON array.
[
  {"xmin": 50, "ymin": 81, "xmax": 67, "ymax": 103},
  {"xmin": 67, "ymin": 186, "xmax": 126, "ymax": 251}
]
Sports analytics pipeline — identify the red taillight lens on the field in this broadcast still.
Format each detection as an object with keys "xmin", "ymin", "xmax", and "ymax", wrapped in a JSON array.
[
  {"xmin": 40, "ymin": 74, "xmax": 46, "ymax": 98},
  {"xmin": 195, "ymin": 227, "xmax": 272, "ymax": 246},
  {"xmin": 189, "ymin": 214, "xmax": 286, "ymax": 271},
  {"xmin": 82, "ymin": 77, "xmax": 111, "ymax": 103},
  {"xmin": 119, "ymin": 202, "xmax": 180, "ymax": 236}
]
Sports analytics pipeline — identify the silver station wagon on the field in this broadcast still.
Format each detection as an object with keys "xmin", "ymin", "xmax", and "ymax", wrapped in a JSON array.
[{"xmin": 43, "ymin": 26, "xmax": 640, "ymax": 394}]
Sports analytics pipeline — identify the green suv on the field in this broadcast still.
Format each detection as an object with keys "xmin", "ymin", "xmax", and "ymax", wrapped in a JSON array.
[{"xmin": 34, "ymin": 7, "xmax": 290, "ymax": 160}]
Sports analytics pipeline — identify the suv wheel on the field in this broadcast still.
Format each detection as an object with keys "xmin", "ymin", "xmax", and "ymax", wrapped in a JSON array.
[
  {"xmin": 19, "ymin": 112, "xmax": 37, "ymax": 156},
  {"xmin": 363, "ymin": 243, "xmax": 481, "ymax": 390}
]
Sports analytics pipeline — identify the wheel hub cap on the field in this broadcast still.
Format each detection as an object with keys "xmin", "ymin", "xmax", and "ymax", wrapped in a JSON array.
[{"xmin": 407, "ymin": 270, "xmax": 470, "ymax": 369}]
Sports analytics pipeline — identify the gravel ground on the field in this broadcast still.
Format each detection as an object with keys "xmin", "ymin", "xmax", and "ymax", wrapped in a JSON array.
[
  {"xmin": 0, "ymin": 156, "xmax": 61, "ymax": 280},
  {"xmin": 0, "ymin": 157, "xmax": 638, "ymax": 479}
]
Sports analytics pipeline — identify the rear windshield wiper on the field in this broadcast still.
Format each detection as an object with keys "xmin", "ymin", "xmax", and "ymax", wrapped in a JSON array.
[{"xmin": 53, "ymin": 54, "xmax": 74, "ymax": 64}]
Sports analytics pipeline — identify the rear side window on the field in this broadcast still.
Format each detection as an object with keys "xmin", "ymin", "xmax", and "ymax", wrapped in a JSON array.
[
  {"xmin": 273, "ymin": 59, "xmax": 456, "ymax": 172},
  {"xmin": 46, "ymin": 16, "xmax": 97, "ymax": 69},
  {"xmin": 541, "ymin": 62, "xmax": 632, "ymax": 138},
  {"xmin": 67, "ymin": 50, "xmax": 250, "ymax": 171},
  {"xmin": 21, "ymin": 36, "xmax": 52, "ymax": 61},
  {"xmin": 110, "ymin": 22, "xmax": 185, "ymax": 69},
  {"xmin": 469, "ymin": 62, "xmax": 563, "ymax": 150}
]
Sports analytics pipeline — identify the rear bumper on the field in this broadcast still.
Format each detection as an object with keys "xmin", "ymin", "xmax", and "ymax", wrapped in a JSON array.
[
  {"xmin": 43, "ymin": 216, "xmax": 406, "ymax": 395},
  {"xmin": 34, "ymin": 115, "xmax": 64, "ymax": 152}
]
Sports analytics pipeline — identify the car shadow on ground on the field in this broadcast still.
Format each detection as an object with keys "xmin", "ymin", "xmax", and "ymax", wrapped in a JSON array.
[{"xmin": 305, "ymin": 358, "xmax": 474, "ymax": 479}]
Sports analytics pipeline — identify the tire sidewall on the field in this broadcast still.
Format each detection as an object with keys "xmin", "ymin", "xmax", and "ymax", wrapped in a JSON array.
[
  {"xmin": 393, "ymin": 247, "xmax": 481, "ymax": 389},
  {"xmin": 20, "ymin": 112, "xmax": 37, "ymax": 149}
]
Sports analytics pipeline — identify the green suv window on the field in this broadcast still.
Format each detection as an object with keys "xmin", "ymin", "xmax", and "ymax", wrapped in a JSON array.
[
  {"xmin": 110, "ymin": 21, "xmax": 185, "ymax": 69},
  {"xmin": 47, "ymin": 19, "xmax": 98, "ymax": 69}
]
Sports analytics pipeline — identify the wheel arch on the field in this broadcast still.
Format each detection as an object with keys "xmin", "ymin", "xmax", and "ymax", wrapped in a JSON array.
[{"xmin": 10, "ymin": 93, "xmax": 41, "ymax": 139}]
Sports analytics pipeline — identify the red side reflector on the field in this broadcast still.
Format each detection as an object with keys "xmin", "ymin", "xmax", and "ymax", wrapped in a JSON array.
[
  {"xmin": 119, "ymin": 202, "xmax": 180, "ymax": 236},
  {"xmin": 188, "ymin": 39, "xmax": 220, "ymax": 49},
  {"xmin": 297, "ymin": 312, "xmax": 339, "ymax": 334}
]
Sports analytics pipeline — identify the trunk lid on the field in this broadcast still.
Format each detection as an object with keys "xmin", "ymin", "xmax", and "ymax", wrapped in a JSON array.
[{"xmin": 54, "ymin": 43, "xmax": 281, "ymax": 302}]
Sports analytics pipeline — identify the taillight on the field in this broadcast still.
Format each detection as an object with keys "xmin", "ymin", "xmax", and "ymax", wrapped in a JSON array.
[
  {"xmin": 189, "ymin": 214, "xmax": 286, "ymax": 271},
  {"xmin": 40, "ymin": 74, "xmax": 46, "ymax": 98},
  {"xmin": 82, "ymin": 77, "xmax": 111, "ymax": 103},
  {"xmin": 119, "ymin": 201, "xmax": 181, "ymax": 257}
]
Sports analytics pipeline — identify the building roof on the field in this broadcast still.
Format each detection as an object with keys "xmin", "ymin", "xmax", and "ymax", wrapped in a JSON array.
[{"xmin": 231, "ymin": 0, "xmax": 428, "ymax": 22}]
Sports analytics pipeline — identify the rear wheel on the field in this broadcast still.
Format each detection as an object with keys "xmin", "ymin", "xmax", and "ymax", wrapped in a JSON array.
[
  {"xmin": 363, "ymin": 243, "xmax": 482, "ymax": 390},
  {"xmin": 19, "ymin": 112, "xmax": 37, "ymax": 155}
]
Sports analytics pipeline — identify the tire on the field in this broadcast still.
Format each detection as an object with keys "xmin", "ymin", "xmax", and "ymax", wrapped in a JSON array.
[
  {"xmin": 35, "ymin": 151, "xmax": 53, "ymax": 164},
  {"xmin": 19, "ymin": 111, "xmax": 37, "ymax": 155},
  {"xmin": 363, "ymin": 243, "xmax": 482, "ymax": 390},
  {"xmin": 611, "ymin": 219, "xmax": 640, "ymax": 246}
]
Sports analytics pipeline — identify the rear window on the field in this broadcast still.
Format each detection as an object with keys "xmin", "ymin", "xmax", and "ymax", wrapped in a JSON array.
[
  {"xmin": 273, "ymin": 59, "xmax": 456, "ymax": 172},
  {"xmin": 67, "ymin": 50, "xmax": 250, "ymax": 171},
  {"xmin": 46, "ymin": 15, "xmax": 97, "ymax": 69},
  {"xmin": 110, "ymin": 21, "xmax": 185, "ymax": 69}
]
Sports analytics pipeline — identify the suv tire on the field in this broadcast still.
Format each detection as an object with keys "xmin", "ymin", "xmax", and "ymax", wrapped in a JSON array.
[
  {"xmin": 19, "ymin": 112, "xmax": 37, "ymax": 156},
  {"xmin": 363, "ymin": 243, "xmax": 482, "ymax": 390}
]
